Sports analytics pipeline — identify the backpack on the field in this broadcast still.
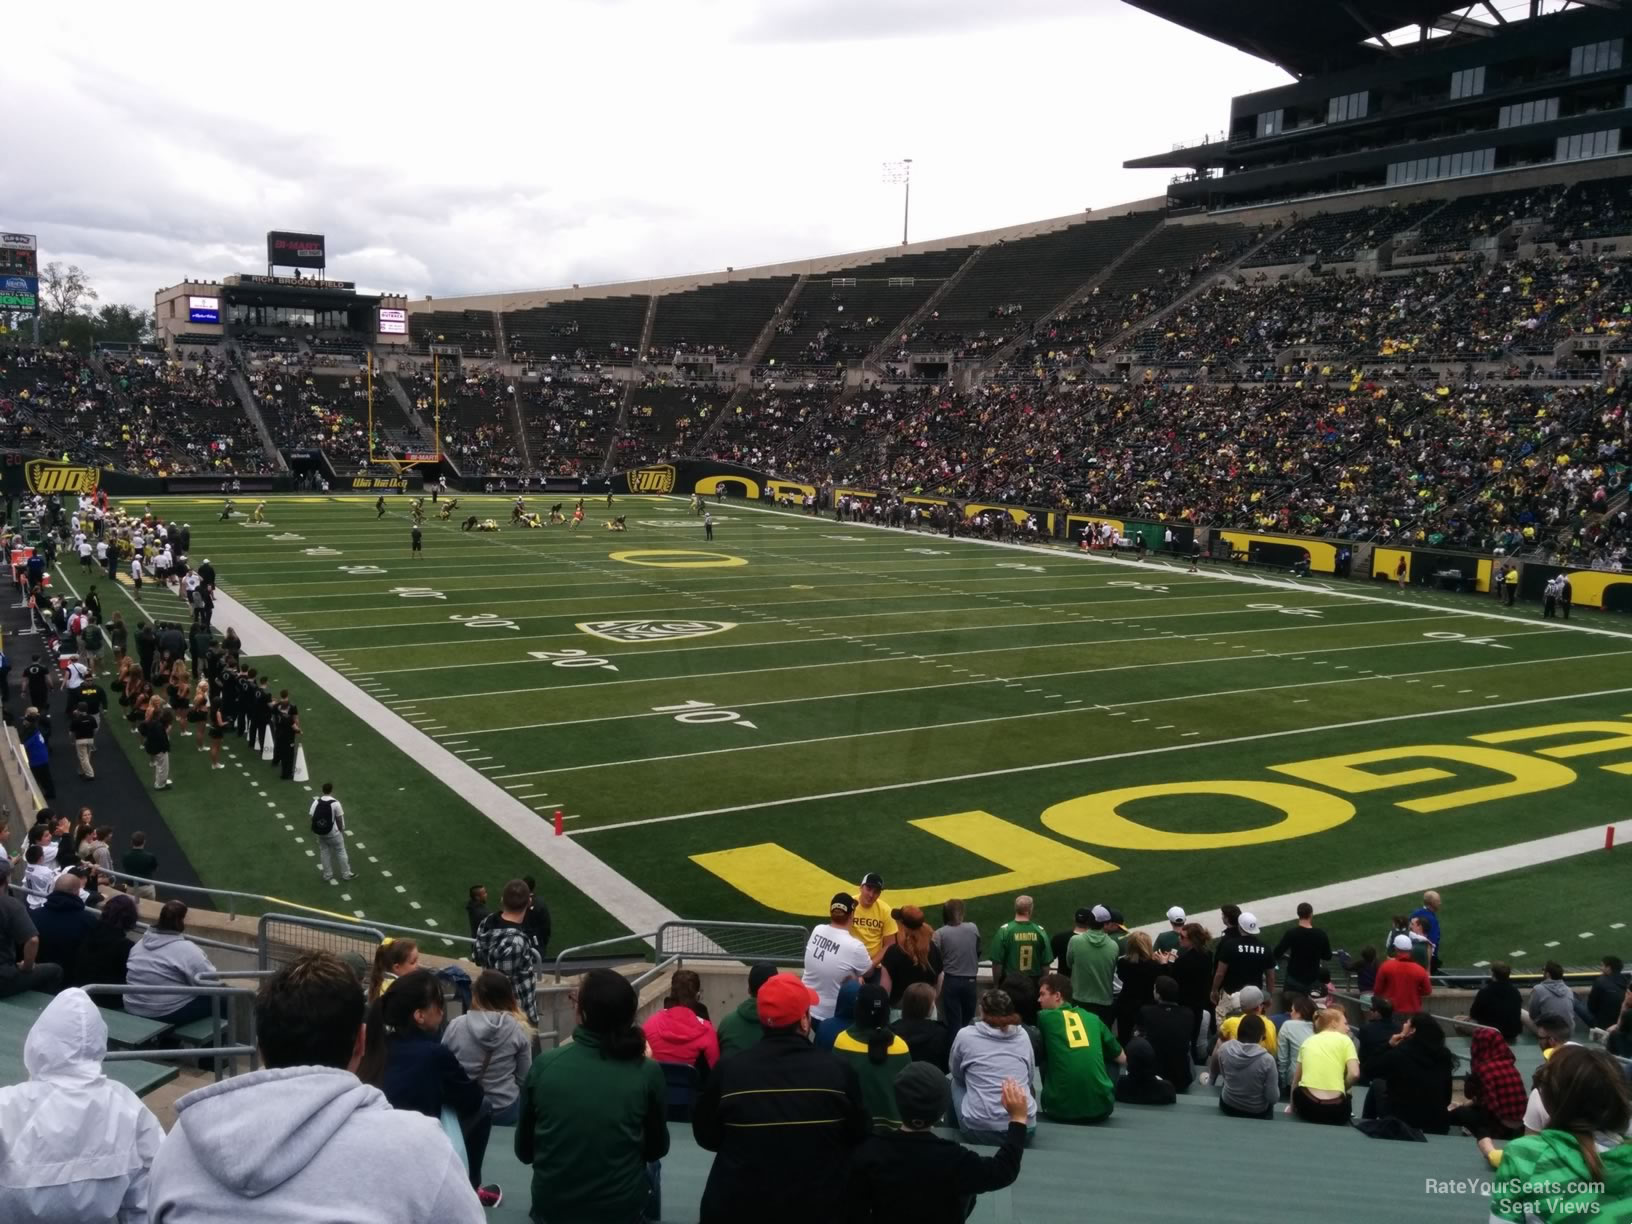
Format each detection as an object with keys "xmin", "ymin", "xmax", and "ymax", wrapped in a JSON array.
[{"xmin": 310, "ymin": 797, "xmax": 336, "ymax": 836}]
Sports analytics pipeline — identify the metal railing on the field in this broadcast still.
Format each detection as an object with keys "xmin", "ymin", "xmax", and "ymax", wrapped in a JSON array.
[
  {"xmin": 258, "ymin": 912, "xmax": 386, "ymax": 971},
  {"xmin": 80, "ymin": 983, "xmax": 260, "ymax": 1083},
  {"xmin": 654, "ymin": 920, "xmax": 808, "ymax": 965}
]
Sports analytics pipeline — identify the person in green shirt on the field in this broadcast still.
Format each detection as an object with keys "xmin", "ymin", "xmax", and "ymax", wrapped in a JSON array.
[
  {"xmin": 1065, "ymin": 904, "xmax": 1118, "ymax": 1029},
  {"xmin": 1154, "ymin": 906, "xmax": 1186, "ymax": 954},
  {"xmin": 1488, "ymin": 1045, "xmax": 1631, "ymax": 1224},
  {"xmin": 990, "ymin": 895, "xmax": 1049, "ymax": 983},
  {"xmin": 716, "ymin": 961, "xmax": 778, "ymax": 1059},
  {"xmin": 515, "ymin": 968, "xmax": 668, "ymax": 1223},
  {"xmin": 1036, "ymin": 972, "xmax": 1124, "ymax": 1123},
  {"xmin": 121, "ymin": 831, "xmax": 159, "ymax": 900},
  {"xmin": 832, "ymin": 983, "xmax": 912, "ymax": 1130}
]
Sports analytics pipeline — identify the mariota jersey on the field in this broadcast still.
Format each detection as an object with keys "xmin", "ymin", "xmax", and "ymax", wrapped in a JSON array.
[
  {"xmin": 1037, "ymin": 1004, "xmax": 1120, "ymax": 1122},
  {"xmin": 993, "ymin": 920, "xmax": 1049, "ymax": 977}
]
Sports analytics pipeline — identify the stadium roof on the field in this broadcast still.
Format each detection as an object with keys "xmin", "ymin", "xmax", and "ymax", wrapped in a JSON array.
[{"xmin": 1121, "ymin": 0, "xmax": 1618, "ymax": 77}]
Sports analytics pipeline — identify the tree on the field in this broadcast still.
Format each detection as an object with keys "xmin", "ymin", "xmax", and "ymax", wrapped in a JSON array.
[{"xmin": 39, "ymin": 261, "xmax": 98, "ymax": 324}]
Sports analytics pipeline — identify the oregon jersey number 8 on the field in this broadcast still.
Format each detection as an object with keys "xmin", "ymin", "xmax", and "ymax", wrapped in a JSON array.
[{"xmin": 1063, "ymin": 1011, "xmax": 1092, "ymax": 1050}]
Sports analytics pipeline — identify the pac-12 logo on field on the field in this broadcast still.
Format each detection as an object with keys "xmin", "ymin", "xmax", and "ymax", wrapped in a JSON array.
[
  {"xmin": 628, "ymin": 465, "xmax": 676, "ymax": 494},
  {"xmin": 577, "ymin": 619, "xmax": 737, "ymax": 644}
]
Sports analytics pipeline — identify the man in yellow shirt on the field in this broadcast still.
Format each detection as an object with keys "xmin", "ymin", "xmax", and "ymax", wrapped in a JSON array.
[
  {"xmin": 1217, "ymin": 985, "xmax": 1278, "ymax": 1055},
  {"xmin": 850, "ymin": 872, "xmax": 898, "ymax": 987}
]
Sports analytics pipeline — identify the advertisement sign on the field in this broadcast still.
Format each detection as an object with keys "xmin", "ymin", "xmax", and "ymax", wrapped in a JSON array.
[
  {"xmin": 187, "ymin": 294, "xmax": 220, "ymax": 324},
  {"xmin": 23, "ymin": 459, "xmax": 100, "ymax": 496},
  {"xmin": 0, "ymin": 233, "xmax": 37, "ymax": 250},
  {"xmin": 0, "ymin": 275, "xmax": 38, "ymax": 310},
  {"xmin": 228, "ymin": 273, "xmax": 355, "ymax": 291},
  {"xmin": 378, "ymin": 307, "xmax": 407, "ymax": 335},
  {"xmin": 267, "ymin": 230, "xmax": 326, "ymax": 268}
]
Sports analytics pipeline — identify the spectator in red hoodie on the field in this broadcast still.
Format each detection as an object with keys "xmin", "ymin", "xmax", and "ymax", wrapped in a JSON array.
[
  {"xmin": 1372, "ymin": 935, "xmax": 1433, "ymax": 1016},
  {"xmin": 643, "ymin": 969, "xmax": 719, "ymax": 1074}
]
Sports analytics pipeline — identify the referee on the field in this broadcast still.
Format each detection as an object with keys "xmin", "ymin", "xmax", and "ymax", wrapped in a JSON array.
[{"xmin": 411, "ymin": 523, "xmax": 423, "ymax": 558}]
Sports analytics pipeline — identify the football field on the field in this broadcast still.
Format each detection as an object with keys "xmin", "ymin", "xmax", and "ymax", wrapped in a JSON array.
[{"xmin": 84, "ymin": 494, "xmax": 1632, "ymax": 967}]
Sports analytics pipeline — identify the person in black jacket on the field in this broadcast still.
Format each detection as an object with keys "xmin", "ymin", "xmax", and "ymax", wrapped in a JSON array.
[
  {"xmin": 76, "ymin": 893, "xmax": 138, "ymax": 1001},
  {"xmin": 358, "ymin": 969, "xmax": 499, "ymax": 1206},
  {"xmin": 1354, "ymin": 995, "xmax": 1402, "ymax": 1084},
  {"xmin": 693, "ymin": 973, "xmax": 867, "ymax": 1223},
  {"xmin": 1135, "ymin": 975, "xmax": 1195, "ymax": 1092},
  {"xmin": 1468, "ymin": 962, "xmax": 1524, "ymax": 1042},
  {"xmin": 1363, "ymin": 1012, "xmax": 1454, "ymax": 1133},
  {"xmin": 847, "ymin": 1060, "xmax": 1026, "ymax": 1221},
  {"xmin": 33, "ymin": 871, "xmax": 100, "ymax": 980},
  {"xmin": 1576, "ymin": 956, "xmax": 1627, "ymax": 1033},
  {"xmin": 520, "ymin": 875, "xmax": 552, "ymax": 958}
]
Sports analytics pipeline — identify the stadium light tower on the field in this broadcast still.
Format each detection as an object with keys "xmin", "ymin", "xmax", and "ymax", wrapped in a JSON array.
[{"xmin": 882, "ymin": 159, "xmax": 913, "ymax": 245}]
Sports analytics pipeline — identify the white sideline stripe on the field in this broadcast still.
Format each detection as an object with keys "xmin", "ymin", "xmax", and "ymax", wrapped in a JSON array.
[
  {"xmin": 197, "ymin": 586, "xmax": 679, "ymax": 935},
  {"xmin": 1134, "ymin": 818, "xmax": 1632, "ymax": 946},
  {"xmin": 707, "ymin": 495, "xmax": 1632, "ymax": 641},
  {"xmin": 570, "ymin": 684, "xmax": 1632, "ymax": 835},
  {"xmin": 383, "ymin": 611, "xmax": 1477, "ymax": 702}
]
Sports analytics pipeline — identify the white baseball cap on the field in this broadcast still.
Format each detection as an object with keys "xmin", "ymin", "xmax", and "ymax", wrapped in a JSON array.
[
  {"xmin": 1393, "ymin": 934, "xmax": 1414, "ymax": 952},
  {"xmin": 1238, "ymin": 912, "xmax": 1261, "ymax": 935},
  {"xmin": 1166, "ymin": 906, "xmax": 1186, "ymax": 924},
  {"xmin": 1090, "ymin": 904, "xmax": 1112, "ymax": 923}
]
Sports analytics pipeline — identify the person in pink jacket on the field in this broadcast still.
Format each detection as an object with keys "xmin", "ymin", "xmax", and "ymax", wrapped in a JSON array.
[{"xmin": 643, "ymin": 969, "xmax": 720, "ymax": 1072}]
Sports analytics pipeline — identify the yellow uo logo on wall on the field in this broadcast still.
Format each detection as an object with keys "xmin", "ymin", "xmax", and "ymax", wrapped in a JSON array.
[
  {"xmin": 24, "ymin": 460, "xmax": 100, "ymax": 496},
  {"xmin": 628, "ymin": 465, "xmax": 676, "ymax": 494}
]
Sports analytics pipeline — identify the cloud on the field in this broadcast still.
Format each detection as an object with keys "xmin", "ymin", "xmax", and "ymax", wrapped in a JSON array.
[{"xmin": 733, "ymin": 0, "xmax": 1089, "ymax": 43}]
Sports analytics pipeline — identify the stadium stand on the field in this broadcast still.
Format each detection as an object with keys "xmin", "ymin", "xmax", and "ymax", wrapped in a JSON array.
[
  {"xmin": 615, "ymin": 383, "xmax": 732, "ymax": 464},
  {"xmin": 647, "ymin": 278, "xmax": 796, "ymax": 365},
  {"xmin": 409, "ymin": 309, "xmax": 499, "ymax": 358},
  {"xmin": 763, "ymin": 249, "xmax": 976, "ymax": 367},
  {"xmin": 901, "ymin": 214, "xmax": 1164, "ymax": 357},
  {"xmin": 504, "ymin": 296, "xmax": 649, "ymax": 366},
  {"xmin": 1242, "ymin": 202, "xmax": 1446, "ymax": 269},
  {"xmin": 515, "ymin": 377, "xmax": 621, "ymax": 473},
  {"xmin": 403, "ymin": 368, "xmax": 522, "ymax": 473}
]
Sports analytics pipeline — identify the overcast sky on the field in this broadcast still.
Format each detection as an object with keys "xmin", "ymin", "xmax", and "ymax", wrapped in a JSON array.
[{"xmin": 10, "ymin": 0, "xmax": 1287, "ymax": 310}]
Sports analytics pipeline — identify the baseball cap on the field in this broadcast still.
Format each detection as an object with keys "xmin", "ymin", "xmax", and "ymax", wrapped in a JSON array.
[
  {"xmin": 1074, "ymin": 907, "xmax": 1094, "ymax": 926},
  {"xmin": 830, "ymin": 892, "xmax": 857, "ymax": 916},
  {"xmin": 756, "ymin": 973, "xmax": 819, "ymax": 1027},
  {"xmin": 747, "ymin": 962, "xmax": 779, "ymax": 996},
  {"xmin": 1167, "ymin": 906, "xmax": 1187, "ymax": 924},
  {"xmin": 1392, "ymin": 934, "xmax": 1413, "ymax": 952},
  {"xmin": 1237, "ymin": 985, "xmax": 1265, "ymax": 1010},
  {"xmin": 855, "ymin": 983, "xmax": 890, "ymax": 1029},
  {"xmin": 1238, "ymin": 912, "xmax": 1261, "ymax": 935},
  {"xmin": 860, "ymin": 872, "xmax": 884, "ymax": 890},
  {"xmin": 1090, "ymin": 904, "xmax": 1112, "ymax": 924}
]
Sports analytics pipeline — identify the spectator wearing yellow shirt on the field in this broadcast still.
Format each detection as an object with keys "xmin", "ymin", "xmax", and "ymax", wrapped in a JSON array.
[
  {"xmin": 851, "ymin": 873, "xmax": 898, "ymax": 994},
  {"xmin": 1217, "ymin": 986, "xmax": 1278, "ymax": 1056}
]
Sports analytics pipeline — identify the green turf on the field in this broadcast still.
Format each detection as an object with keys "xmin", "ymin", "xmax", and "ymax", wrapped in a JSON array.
[{"xmin": 76, "ymin": 492, "xmax": 1632, "ymax": 967}]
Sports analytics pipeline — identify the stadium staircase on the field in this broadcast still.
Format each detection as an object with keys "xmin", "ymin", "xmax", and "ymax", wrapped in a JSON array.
[
  {"xmin": 509, "ymin": 380, "xmax": 533, "ymax": 472},
  {"xmin": 384, "ymin": 371, "xmax": 433, "ymax": 436},
  {"xmin": 603, "ymin": 295, "xmax": 663, "ymax": 471},
  {"xmin": 687, "ymin": 276, "xmax": 810, "ymax": 457},
  {"xmin": 225, "ymin": 358, "xmax": 287, "ymax": 471},
  {"xmin": 981, "ymin": 220, "xmax": 1169, "ymax": 370},
  {"xmin": 863, "ymin": 246, "xmax": 985, "ymax": 372}
]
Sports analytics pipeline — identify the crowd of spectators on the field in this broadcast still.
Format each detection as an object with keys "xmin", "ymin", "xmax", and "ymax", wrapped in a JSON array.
[{"xmin": 246, "ymin": 355, "xmax": 372, "ymax": 467}]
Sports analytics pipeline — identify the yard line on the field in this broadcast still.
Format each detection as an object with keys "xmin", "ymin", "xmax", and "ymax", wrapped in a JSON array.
[
  {"xmin": 379, "ymin": 611, "xmax": 1489, "ymax": 703},
  {"xmin": 714, "ymin": 495, "xmax": 1632, "ymax": 641},
  {"xmin": 571, "ymin": 683, "xmax": 1632, "ymax": 835}
]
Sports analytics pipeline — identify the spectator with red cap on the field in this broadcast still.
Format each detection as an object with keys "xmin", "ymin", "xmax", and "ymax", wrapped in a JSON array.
[
  {"xmin": 1373, "ymin": 934, "xmax": 1434, "ymax": 1016},
  {"xmin": 693, "ymin": 973, "xmax": 867, "ymax": 1223}
]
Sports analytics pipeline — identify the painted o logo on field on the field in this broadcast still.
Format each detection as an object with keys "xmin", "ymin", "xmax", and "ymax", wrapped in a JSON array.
[
  {"xmin": 1041, "ymin": 780, "xmax": 1355, "ymax": 851},
  {"xmin": 609, "ymin": 549, "xmax": 748, "ymax": 569}
]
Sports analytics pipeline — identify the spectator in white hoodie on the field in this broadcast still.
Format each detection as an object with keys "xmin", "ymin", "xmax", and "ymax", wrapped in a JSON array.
[
  {"xmin": 443, "ymin": 969, "xmax": 534, "ymax": 1125},
  {"xmin": 0, "ymin": 988, "xmax": 162, "ymax": 1222},
  {"xmin": 149, "ymin": 951, "xmax": 482, "ymax": 1224},
  {"xmin": 124, "ymin": 900, "xmax": 216, "ymax": 1025}
]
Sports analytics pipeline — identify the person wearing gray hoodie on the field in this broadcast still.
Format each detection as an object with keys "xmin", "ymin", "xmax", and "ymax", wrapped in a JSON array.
[
  {"xmin": 149, "ymin": 951, "xmax": 482, "ymax": 1224},
  {"xmin": 442, "ymin": 969, "xmax": 534, "ymax": 1125},
  {"xmin": 1527, "ymin": 961, "xmax": 1578, "ymax": 1034},
  {"xmin": 1209, "ymin": 1013, "xmax": 1279, "ymax": 1119},
  {"xmin": 123, "ymin": 901, "xmax": 216, "ymax": 1025},
  {"xmin": 949, "ymin": 989, "xmax": 1038, "ymax": 1144}
]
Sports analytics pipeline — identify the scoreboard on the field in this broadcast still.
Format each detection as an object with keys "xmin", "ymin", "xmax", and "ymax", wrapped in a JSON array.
[{"xmin": 0, "ymin": 233, "xmax": 38, "ymax": 312}]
